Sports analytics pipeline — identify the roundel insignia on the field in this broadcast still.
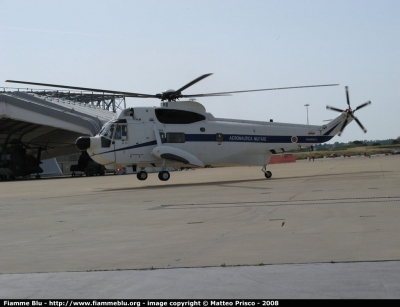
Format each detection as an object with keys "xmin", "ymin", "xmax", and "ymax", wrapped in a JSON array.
[{"xmin": 291, "ymin": 136, "xmax": 298, "ymax": 143}]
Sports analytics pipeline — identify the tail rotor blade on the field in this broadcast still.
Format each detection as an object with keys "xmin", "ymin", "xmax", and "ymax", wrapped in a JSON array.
[
  {"xmin": 345, "ymin": 86, "xmax": 351, "ymax": 108},
  {"xmin": 331, "ymin": 86, "xmax": 369, "ymax": 137},
  {"xmin": 352, "ymin": 115, "xmax": 367, "ymax": 133},
  {"xmin": 326, "ymin": 105, "xmax": 345, "ymax": 113},
  {"xmin": 338, "ymin": 114, "xmax": 349, "ymax": 136},
  {"xmin": 354, "ymin": 101, "xmax": 371, "ymax": 112}
]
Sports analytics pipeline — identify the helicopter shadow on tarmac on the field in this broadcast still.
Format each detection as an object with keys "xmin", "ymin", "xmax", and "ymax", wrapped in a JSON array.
[{"xmin": 97, "ymin": 169, "xmax": 392, "ymax": 193}]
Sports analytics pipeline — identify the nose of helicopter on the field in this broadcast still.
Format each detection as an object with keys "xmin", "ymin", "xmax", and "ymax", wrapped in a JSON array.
[{"xmin": 75, "ymin": 136, "xmax": 91, "ymax": 151}]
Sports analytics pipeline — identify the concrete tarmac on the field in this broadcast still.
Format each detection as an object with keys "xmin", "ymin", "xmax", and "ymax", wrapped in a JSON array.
[{"xmin": 1, "ymin": 155, "xmax": 400, "ymax": 298}]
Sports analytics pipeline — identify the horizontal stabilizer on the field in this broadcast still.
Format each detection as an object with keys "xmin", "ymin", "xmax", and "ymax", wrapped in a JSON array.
[{"xmin": 151, "ymin": 146, "xmax": 204, "ymax": 167}]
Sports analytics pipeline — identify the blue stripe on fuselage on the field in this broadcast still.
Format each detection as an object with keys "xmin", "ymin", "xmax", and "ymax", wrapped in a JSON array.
[
  {"xmin": 323, "ymin": 123, "xmax": 340, "ymax": 136},
  {"xmin": 94, "ymin": 134, "xmax": 333, "ymax": 156},
  {"xmin": 187, "ymin": 134, "xmax": 333, "ymax": 144},
  {"xmin": 94, "ymin": 140, "xmax": 157, "ymax": 155}
]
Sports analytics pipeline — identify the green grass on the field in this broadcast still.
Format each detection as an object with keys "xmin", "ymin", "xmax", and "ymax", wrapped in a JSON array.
[{"xmin": 291, "ymin": 145, "xmax": 398, "ymax": 160}]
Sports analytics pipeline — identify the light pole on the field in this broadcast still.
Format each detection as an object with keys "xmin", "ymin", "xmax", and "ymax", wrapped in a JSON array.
[{"xmin": 304, "ymin": 104, "xmax": 310, "ymax": 125}]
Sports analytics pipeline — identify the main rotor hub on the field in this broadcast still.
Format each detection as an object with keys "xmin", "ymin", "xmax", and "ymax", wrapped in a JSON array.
[{"xmin": 157, "ymin": 89, "xmax": 182, "ymax": 101}]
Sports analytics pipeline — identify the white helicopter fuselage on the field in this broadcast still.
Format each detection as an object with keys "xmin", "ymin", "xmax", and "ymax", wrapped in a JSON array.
[
  {"xmin": 79, "ymin": 100, "xmax": 350, "ymax": 176},
  {"xmin": 6, "ymin": 74, "xmax": 369, "ymax": 181}
]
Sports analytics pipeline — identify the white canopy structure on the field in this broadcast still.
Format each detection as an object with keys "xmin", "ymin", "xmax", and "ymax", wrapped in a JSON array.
[{"xmin": 0, "ymin": 91, "xmax": 116, "ymax": 160}]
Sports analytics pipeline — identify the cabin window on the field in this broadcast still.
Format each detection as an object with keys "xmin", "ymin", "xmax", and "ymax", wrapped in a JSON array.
[
  {"xmin": 216, "ymin": 133, "xmax": 223, "ymax": 143},
  {"xmin": 166, "ymin": 133, "xmax": 185, "ymax": 143},
  {"xmin": 159, "ymin": 132, "xmax": 166, "ymax": 143},
  {"xmin": 155, "ymin": 109, "xmax": 206, "ymax": 124}
]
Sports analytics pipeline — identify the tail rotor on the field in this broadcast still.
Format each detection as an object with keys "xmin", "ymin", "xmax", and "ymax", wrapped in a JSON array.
[{"xmin": 326, "ymin": 86, "xmax": 371, "ymax": 136}]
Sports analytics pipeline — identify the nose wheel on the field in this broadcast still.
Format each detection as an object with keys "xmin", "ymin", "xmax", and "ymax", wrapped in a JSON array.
[{"xmin": 158, "ymin": 171, "xmax": 170, "ymax": 181}]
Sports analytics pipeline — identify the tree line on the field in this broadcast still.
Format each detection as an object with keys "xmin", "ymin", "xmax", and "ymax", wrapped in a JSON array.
[{"xmin": 313, "ymin": 136, "xmax": 400, "ymax": 151}]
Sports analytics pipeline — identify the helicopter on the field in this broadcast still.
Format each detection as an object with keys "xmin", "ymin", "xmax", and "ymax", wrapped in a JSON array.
[
  {"xmin": 6, "ymin": 74, "xmax": 371, "ymax": 181},
  {"xmin": 0, "ymin": 140, "xmax": 44, "ymax": 180},
  {"xmin": 70, "ymin": 150, "xmax": 106, "ymax": 177}
]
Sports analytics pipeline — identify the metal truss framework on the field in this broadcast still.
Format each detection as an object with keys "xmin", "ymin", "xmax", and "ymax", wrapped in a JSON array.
[{"xmin": 1, "ymin": 87, "xmax": 126, "ymax": 113}]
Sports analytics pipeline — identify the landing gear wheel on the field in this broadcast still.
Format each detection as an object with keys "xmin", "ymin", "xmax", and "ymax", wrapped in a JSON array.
[
  {"xmin": 158, "ymin": 171, "xmax": 170, "ymax": 181},
  {"xmin": 137, "ymin": 171, "xmax": 148, "ymax": 181},
  {"xmin": 264, "ymin": 171, "xmax": 272, "ymax": 179}
]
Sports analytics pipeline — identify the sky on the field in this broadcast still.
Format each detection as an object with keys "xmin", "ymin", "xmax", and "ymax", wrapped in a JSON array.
[{"xmin": 1, "ymin": 0, "xmax": 399, "ymax": 144}]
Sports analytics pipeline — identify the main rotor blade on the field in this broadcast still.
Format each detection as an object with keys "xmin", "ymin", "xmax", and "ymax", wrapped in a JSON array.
[
  {"xmin": 326, "ymin": 105, "xmax": 345, "ymax": 113},
  {"xmin": 338, "ymin": 114, "xmax": 349, "ymax": 136},
  {"xmin": 181, "ymin": 93, "xmax": 232, "ymax": 98},
  {"xmin": 345, "ymin": 86, "xmax": 351, "ymax": 108},
  {"xmin": 6, "ymin": 78, "xmax": 340, "ymax": 100},
  {"xmin": 353, "ymin": 101, "xmax": 371, "ymax": 112},
  {"xmin": 185, "ymin": 84, "xmax": 339, "ymax": 96},
  {"xmin": 175, "ymin": 73, "xmax": 213, "ymax": 93},
  {"xmin": 5, "ymin": 80, "xmax": 155, "ymax": 97},
  {"xmin": 352, "ymin": 115, "xmax": 367, "ymax": 133}
]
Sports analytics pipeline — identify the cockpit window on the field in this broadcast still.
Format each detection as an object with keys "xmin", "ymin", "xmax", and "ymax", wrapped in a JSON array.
[
  {"xmin": 113, "ymin": 125, "xmax": 128, "ymax": 140},
  {"xmin": 99, "ymin": 123, "xmax": 128, "ymax": 143},
  {"xmin": 99, "ymin": 123, "xmax": 115, "ymax": 139},
  {"xmin": 114, "ymin": 125, "xmax": 122, "ymax": 140},
  {"xmin": 155, "ymin": 109, "xmax": 206, "ymax": 124},
  {"xmin": 99, "ymin": 123, "xmax": 113, "ymax": 148},
  {"xmin": 121, "ymin": 125, "xmax": 127, "ymax": 140}
]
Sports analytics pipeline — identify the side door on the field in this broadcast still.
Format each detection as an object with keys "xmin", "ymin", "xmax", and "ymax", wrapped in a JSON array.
[
  {"xmin": 128, "ymin": 122, "xmax": 158, "ymax": 164},
  {"xmin": 112, "ymin": 124, "xmax": 129, "ymax": 164},
  {"xmin": 138, "ymin": 122, "xmax": 158, "ymax": 163}
]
